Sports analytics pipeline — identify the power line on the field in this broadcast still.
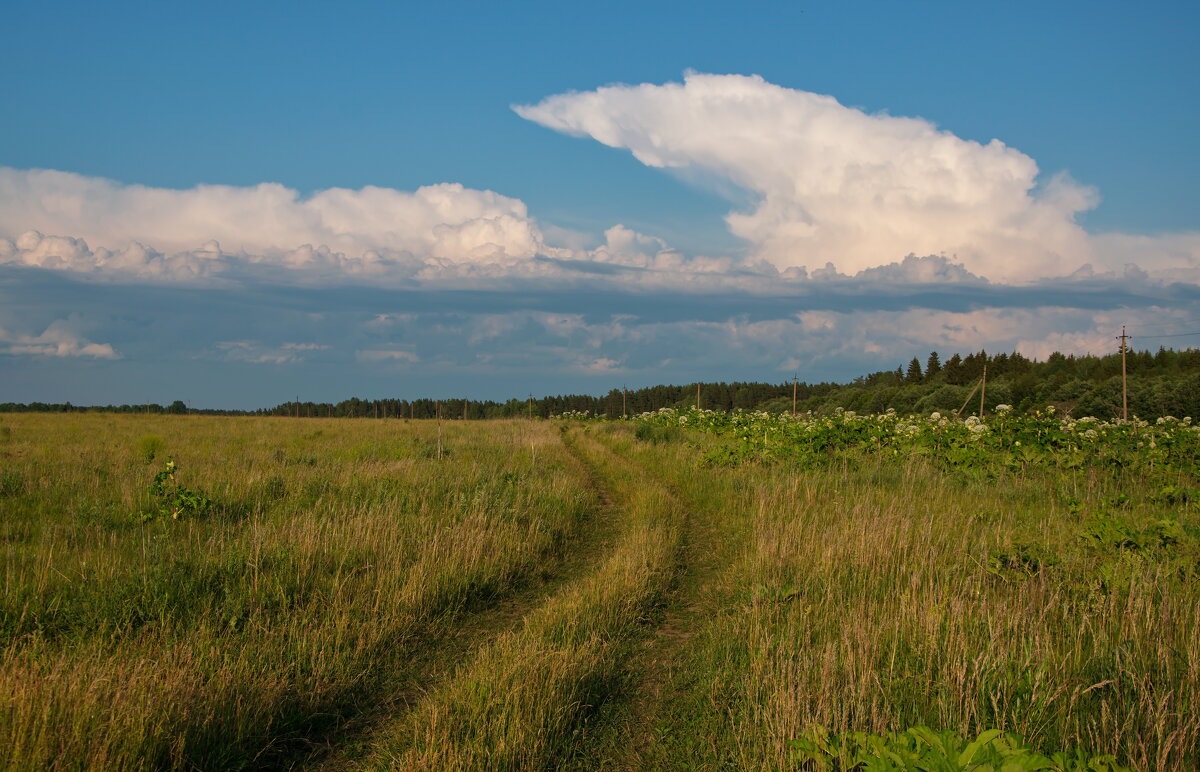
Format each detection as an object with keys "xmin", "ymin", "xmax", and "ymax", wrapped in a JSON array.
[
  {"xmin": 1121, "ymin": 315, "xmax": 1200, "ymax": 332},
  {"xmin": 1133, "ymin": 331, "xmax": 1200, "ymax": 340}
]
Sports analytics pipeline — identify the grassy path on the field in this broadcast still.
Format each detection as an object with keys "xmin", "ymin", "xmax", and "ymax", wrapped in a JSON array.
[
  {"xmin": 565, "ymin": 425, "xmax": 754, "ymax": 769},
  {"xmin": 330, "ymin": 427, "xmax": 685, "ymax": 769},
  {"xmin": 307, "ymin": 429, "xmax": 625, "ymax": 769},
  {"xmin": 1, "ymin": 418, "xmax": 610, "ymax": 770}
]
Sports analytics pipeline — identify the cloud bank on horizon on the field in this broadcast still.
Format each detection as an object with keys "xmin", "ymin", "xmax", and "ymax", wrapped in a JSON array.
[
  {"xmin": 3, "ymin": 74, "xmax": 1197, "ymax": 289},
  {"xmin": 2, "ymin": 74, "xmax": 1198, "ymax": 399}
]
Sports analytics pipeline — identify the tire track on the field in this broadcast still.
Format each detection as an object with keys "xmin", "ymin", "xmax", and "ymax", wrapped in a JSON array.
[
  {"xmin": 567, "ymin": 426, "xmax": 746, "ymax": 770},
  {"xmin": 304, "ymin": 428, "xmax": 623, "ymax": 770},
  {"xmin": 336, "ymin": 426, "xmax": 682, "ymax": 769}
]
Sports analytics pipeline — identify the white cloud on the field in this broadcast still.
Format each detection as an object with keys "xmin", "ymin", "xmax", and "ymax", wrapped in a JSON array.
[
  {"xmin": 0, "ymin": 319, "xmax": 120, "ymax": 359},
  {"xmin": 281, "ymin": 342, "xmax": 329, "ymax": 351},
  {"xmin": 3, "ymin": 74, "xmax": 1199, "ymax": 291},
  {"xmin": 0, "ymin": 167, "xmax": 549, "ymax": 273},
  {"xmin": 516, "ymin": 72, "xmax": 1200, "ymax": 282},
  {"xmin": 356, "ymin": 349, "xmax": 420, "ymax": 363},
  {"xmin": 419, "ymin": 304, "xmax": 1179, "ymax": 381},
  {"xmin": 210, "ymin": 340, "xmax": 327, "ymax": 364}
]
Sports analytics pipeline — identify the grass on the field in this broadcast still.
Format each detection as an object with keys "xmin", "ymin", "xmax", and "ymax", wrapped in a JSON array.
[
  {"xmin": 608, "ymin": 430, "xmax": 1200, "ymax": 770},
  {"xmin": 0, "ymin": 414, "xmax": 1196, "ymax": 769},
  {"xmin": 354, "ymin": 428, "xmax": 684, "ymax": 769},
  {"xmin": 1, "ymin": 414, "xmax": 590, "ymax": 768}
]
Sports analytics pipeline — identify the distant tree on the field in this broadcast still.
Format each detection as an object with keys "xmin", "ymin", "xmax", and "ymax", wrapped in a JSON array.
[
  {"xmin": 925, "ymin": 351, "xmax": 942, "ymax": 381},
  {"xmin": 943, "ymin": 353, "xmax": 965, "ymax": 385},
  {"xmin": 905, "ymin": 357, "xmax": 923, "ymax": 383},
  {"xmin": 168, "ymin": 400, "xmax": 187, "ymax": 415}
]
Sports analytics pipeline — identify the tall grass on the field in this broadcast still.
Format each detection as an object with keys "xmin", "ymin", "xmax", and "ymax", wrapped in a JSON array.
[
  {"xmin": 1, "ymin": 414, "xmax": 590, "ymax": 768},
  {"xmin": 358, "ymin": 430, "xmax": 685, "ymax": 769},
  {"xmin": 618, "ymin": 433, "xmax": 1199, "ymax": 770},
  {"xmin": 2, "ymin": 414, "xmax": 1194, "ymax": 769}
]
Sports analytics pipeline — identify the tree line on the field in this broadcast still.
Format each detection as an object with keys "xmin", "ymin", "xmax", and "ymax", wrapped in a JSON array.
[{"xmin": 3, "ymin": 347, "xmax": 1197, "ymax": 421}]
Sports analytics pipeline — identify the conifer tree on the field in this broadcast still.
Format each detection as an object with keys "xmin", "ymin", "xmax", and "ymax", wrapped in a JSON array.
[
  {"xmin": 905, "ymin": 357, "xmax": 923, "ymax": 382},
  {"xmin": 925, "ymin": 351, "xmax": 942, "ymax": 381}
]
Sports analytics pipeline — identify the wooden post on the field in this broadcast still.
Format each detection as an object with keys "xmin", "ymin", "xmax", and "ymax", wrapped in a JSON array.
[
  {"xmin": 1118, "ymin": 325, "xmax": 1130, "ymax": 421},
  {"xmin": 696, "ymin": 382, "xmax": 701, "ymax": 410},
  {"xmin": 978, "ymin": 365, "xmax": 987, "ymax": 418},
  {"xmin": 956, "ymin": 377, "xmax": 982, "ymax": 419}
]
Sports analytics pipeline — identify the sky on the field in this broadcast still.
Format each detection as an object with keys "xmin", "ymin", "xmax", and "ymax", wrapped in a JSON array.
[{"xmin": 2, "ymin": 0, "xmax": 1198, "ymax": 409}]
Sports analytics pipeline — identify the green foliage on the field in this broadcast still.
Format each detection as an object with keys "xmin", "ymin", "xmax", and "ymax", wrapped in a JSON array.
[
  {"xmin": 145, "ymin": 459, "xmax": 215, "ymax": 520},
  {"xmin": 1153, "ymin": 484, "xmax": 1192, "ymax": 504},
  {"xmin": 137, "ymin": 434, "xmax": 165, "ymax": 463},
  {"xmin": 1080, "ymin": 514, "xmax": 1194, "ymax": 554},
  {"xmin": 0, "ymin": 469, "xmax": 24, "ymax": 497},
  {"xmin": 788, "ymin": 726, "xmax": 1128, "ymax": 771},
  {"xmin": 634, "ymin": 421, "xmax": 681, "ymax": 444},
  {"xmin": 630, "ymin": 407, "xmax": 1200, "ymax": 477},
  {"xmin": 988, "ymin": 542, "xmax": 1058, "ymax": 579}
]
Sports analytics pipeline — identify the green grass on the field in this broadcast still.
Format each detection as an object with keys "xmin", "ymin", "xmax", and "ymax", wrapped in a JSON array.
[
  {"xmin": 603, "ymin": 427, "xmax": 1199, "ymax": 770},
  {"xmin": 0, "ymin": 414, "xmax": 1195, "ymax": 769},
  {"xmin": 1, "ymin": 414, "xmax": 590, "ymax": 768}
]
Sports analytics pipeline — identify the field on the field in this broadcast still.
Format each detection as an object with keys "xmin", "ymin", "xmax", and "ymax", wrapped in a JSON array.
[{"xmin": 1, "ymin": 411, "xmax": 1198, "ymax": 770}]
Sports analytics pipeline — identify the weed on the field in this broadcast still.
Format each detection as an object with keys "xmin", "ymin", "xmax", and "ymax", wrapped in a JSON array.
[
  {"xmin": 634, "ymin": 422, "xmax": 680, "ymax": 444},
  {"xmin": 137, "ymin": 434, "xmax": 165, "ymax": 463},
  {"xmin": 789, "ymin": 726, "xmax": 1127, "ymax": 771},
  {"xmin": 145, "ymin": 459, "xmax": 215, "ymax": 520},
  {"xmin": 0, "ymin": 470, "xmax": 24, "ymax": 497}
]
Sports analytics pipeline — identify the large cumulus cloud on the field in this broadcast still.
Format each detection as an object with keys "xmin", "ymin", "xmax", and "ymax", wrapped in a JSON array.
[{"xmin": 516, "ymin": 72, "xmax": 1198, "ymax": 282}]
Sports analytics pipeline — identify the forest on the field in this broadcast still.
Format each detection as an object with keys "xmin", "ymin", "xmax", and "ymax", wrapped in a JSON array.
[{"xmin": 3, "ymin": 346, "xmax": 1197, "ymax": 420}]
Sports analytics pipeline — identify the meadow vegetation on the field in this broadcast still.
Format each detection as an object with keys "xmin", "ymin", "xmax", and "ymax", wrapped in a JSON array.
[{"xmin": 0, "ymin": 408, "xmax": 1196, "ymax": 769}]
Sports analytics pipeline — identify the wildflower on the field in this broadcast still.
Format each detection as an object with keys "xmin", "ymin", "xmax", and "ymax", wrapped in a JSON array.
[{"xmin": 995, "ymin": 404, "xmax": 1012, "ymax": 412}]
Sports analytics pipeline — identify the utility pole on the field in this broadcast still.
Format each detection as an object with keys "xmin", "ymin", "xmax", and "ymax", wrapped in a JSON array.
[
  {"xmin": 978, "ymin": 366, "xmax": 987, "ymax": 418},
  {"xmin": 792, "ymin": 374, "xmax": 798, "ymax": 417},
  {"xmin": 1117, "ymin": 325, "xmax": 1130, "ymax": 421},
  {"xmin": 436, "ymin": 400, "xmax": 443, "ymax": 458}
]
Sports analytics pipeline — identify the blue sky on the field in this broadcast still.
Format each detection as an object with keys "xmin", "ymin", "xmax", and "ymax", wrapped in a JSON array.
[{"xmin": 2, "ymin": 1, "xmax": 1198, "ymax": 408}]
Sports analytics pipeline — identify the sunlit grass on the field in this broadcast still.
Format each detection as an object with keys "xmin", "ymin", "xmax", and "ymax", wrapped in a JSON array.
[
  {"xmin": 0, "ymin": 413, "xmax": 1194, "ymax": 769},
  {"xmin": 619, "ymin": 432, "xmax": 1199, "ymax": 770},
  {"xmin": 0, "ymin": 414, "xmax": 589, "ymax": 768}
]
